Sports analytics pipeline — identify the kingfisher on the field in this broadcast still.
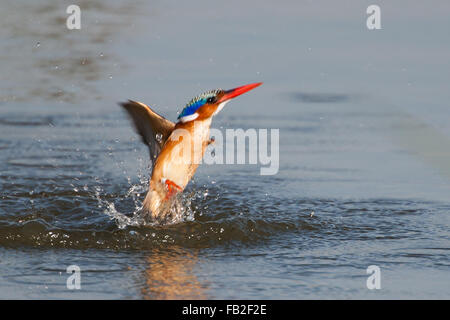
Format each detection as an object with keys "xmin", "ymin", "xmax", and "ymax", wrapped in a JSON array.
[{"xmin": 120, "ymin": 82, "xmax": 262, "ymax": 224}]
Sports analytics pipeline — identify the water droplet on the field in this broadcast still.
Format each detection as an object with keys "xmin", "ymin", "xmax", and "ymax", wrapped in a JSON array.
[
  {"xmin": 155, "ymin": 133, "xmax": 163, "ymax": 142},
  {"xmin": 99, "ymin": 52, "xmax": 104, "ymax": 57},
  {"xmin": 35, "ymin": 42, "xmax": 40, "ymax": 48}
]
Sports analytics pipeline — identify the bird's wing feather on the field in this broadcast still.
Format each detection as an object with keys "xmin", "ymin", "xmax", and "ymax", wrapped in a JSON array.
[{"xmin": 119, "ymin": 100, "xmax": 175, "ymax": 164}]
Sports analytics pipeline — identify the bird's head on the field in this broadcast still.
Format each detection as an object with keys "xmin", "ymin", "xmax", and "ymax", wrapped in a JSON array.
[{"xmin": 177, "ymin": 82, "xmax": 262, "ymax": 123}]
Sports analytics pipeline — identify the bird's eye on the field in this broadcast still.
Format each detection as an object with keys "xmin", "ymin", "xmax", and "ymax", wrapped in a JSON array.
[{"xmin": 206, "ymin": 97, "xmax": 216, "ymax": 104}]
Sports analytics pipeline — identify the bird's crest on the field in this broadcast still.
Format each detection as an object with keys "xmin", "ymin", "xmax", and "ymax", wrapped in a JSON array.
[{"xmin": 178, "ymin": 88, "xmax": 223, "ymax": 122}]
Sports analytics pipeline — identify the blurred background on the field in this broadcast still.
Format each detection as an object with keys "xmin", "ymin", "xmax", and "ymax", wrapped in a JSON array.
[{"xmin": 0, "ymin": 0, "xmax": 449, "ymax": 299}]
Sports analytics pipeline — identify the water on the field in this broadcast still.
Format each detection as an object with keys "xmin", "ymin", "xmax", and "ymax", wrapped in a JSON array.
[{"xmin": 0, "ymin": 0, "xmax": 449, "ymax": 299}]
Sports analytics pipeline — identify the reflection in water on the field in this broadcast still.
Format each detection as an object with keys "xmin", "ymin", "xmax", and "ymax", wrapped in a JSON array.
[{"xmin": 142, "ymin": 246, "xmax": 208, "ymax": 300}]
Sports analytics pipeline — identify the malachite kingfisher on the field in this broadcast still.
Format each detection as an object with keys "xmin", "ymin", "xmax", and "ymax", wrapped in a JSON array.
[{"xmin": 120, "ymin": 82, "xmax": 262, "ymax": 224}]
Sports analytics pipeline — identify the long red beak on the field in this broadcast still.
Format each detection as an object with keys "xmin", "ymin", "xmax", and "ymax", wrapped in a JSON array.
[{"xmin": 218, "ymin": 82, "xmax": 262, "ymax": 103}]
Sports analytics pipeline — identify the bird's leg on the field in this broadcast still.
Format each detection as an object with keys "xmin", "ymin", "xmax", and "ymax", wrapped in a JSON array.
[{"xmin": 161, "ymin": 178, "xmax": 182, "ymax": 200}]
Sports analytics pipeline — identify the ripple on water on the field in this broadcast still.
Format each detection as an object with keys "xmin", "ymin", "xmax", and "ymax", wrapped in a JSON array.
[
  {"xmin": 0, "ymin": 116, "xmax": 55, "ymax": 127},
  {"xmin": 0, "ymin": 172, "xmax": 445, "ymax": 250}
]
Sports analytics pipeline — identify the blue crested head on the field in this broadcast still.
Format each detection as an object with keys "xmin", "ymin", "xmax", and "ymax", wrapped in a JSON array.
[{"xmin": 178, "ymin": 88, "xmax": 223, "ymax": 123}]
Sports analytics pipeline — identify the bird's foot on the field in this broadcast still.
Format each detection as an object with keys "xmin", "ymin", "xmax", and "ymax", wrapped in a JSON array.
[{"xmin": 161, "ymin": 178, "xmax": 182, "ymax": 200}]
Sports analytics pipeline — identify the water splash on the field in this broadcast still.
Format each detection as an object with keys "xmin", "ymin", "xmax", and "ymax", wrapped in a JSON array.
[{"xmin": 93, "ymin": 178, "xmax": 197, "ymax": 229}]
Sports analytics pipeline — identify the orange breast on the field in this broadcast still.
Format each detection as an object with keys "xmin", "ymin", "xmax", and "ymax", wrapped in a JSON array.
[{"xmin": 151, "ymin": 118, "xmax": 212, "ymax": 191}]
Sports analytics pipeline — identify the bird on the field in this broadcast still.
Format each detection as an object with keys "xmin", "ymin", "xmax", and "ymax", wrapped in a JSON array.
[{"xmin": 120, "ymin": 82, "xmax": 262, "ymax": 224}]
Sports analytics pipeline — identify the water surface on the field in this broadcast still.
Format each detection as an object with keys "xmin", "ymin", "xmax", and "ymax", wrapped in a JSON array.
[{"xmin": 0, "ymin": 0, "xmax": 449, "ymax": 299}]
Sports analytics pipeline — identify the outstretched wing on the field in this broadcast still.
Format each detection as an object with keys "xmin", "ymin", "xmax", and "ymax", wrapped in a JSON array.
[{"xmin": 119, "ymin": 100, "xmax": 175, "ymax": 165}]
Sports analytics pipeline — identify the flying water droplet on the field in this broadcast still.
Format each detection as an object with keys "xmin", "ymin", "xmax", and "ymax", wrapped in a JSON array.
[{"xmin": 155, "ymin": 133, "xmax": 163, "ymax": 142}]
